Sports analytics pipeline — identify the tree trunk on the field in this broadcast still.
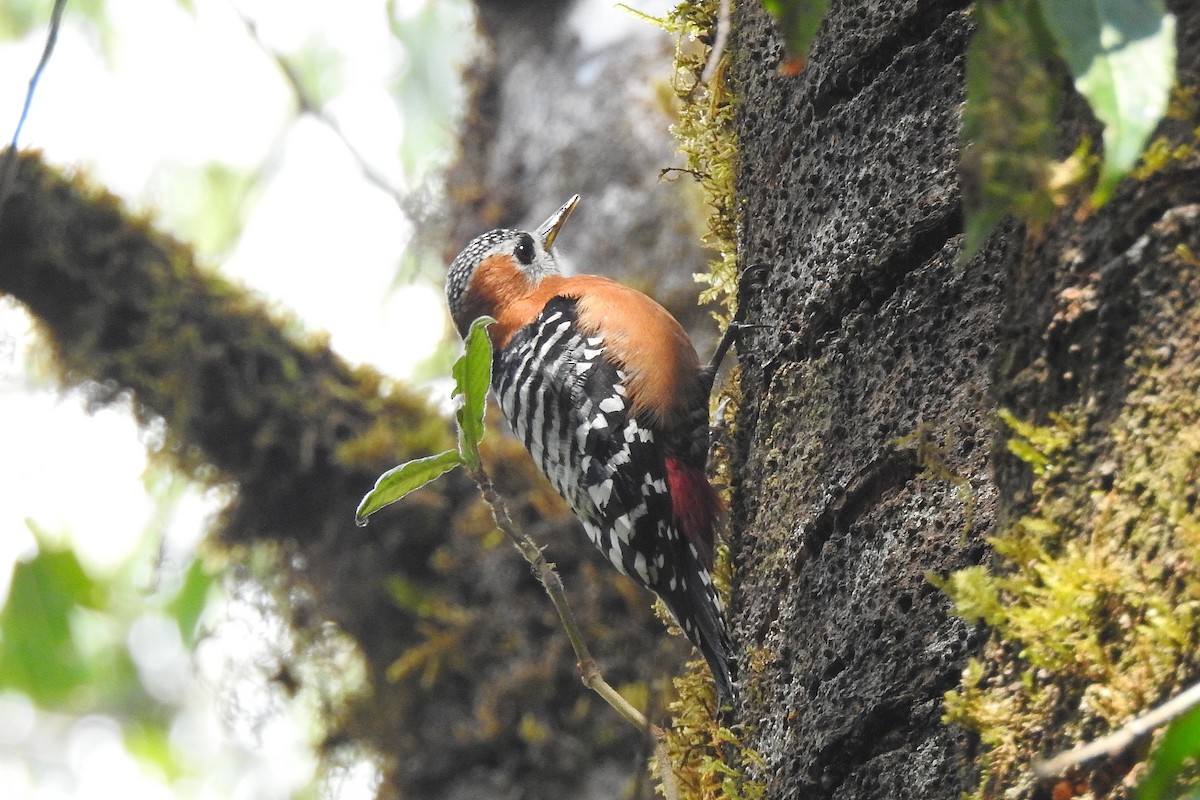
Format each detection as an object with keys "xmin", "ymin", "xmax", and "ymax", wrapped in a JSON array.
[
  {"xmin": 728, "ymin": 1, "xmax": 1200, "ymax": 799},
  {"xmin": 730, "ymin": 4, "xmax": 994, "ymax": 796}
]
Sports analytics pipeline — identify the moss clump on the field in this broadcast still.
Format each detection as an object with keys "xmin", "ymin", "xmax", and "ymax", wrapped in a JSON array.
[
  {"xmin": 659, "ymin": 660, "xmax": 765, "ymax": 800},
  {"xmin": 1130, "ymin": 86, "xmax": 1200, "ymax": 182},
  {"xmin": 939, "ymin": 376, "xmax": 1200, "ymax": 797},
  {"xmin": 636, "ymin": 0, "xmax": 740, "ymax": 325}
]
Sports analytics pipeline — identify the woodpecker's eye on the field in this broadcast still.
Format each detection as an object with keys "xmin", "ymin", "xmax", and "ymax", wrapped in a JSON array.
[{"xmin": 513, "ymin": 234, "xmax": 535, "ymax": 266}]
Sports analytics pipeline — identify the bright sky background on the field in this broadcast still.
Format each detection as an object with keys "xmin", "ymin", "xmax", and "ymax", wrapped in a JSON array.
[
  {"xmin": 0, "ymin": 0, "xmax": 675, "ymax": 796},
  {"xmin": 0, "ymin": 0, "xmax": 464, "ymax": 796}
]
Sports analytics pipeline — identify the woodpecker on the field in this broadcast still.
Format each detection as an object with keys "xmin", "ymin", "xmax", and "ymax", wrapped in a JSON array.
[{"xmin": 445, "ymin": 195, "xmax": 736, "ymax": 705}]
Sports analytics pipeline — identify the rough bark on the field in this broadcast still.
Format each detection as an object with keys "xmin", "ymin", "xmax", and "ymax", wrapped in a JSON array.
[
  {"xmin": 730, "ymin": 4, "xmax": 994, "ymax": 797},
  {"xmin": 728, "ymin": 1, "xmax": 1200, "ymax": 799}
]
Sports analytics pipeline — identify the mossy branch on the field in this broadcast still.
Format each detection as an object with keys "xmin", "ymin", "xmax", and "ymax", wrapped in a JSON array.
[{"xmin": 0, "ymin": 149, "xmax": 449, "ymax": 544}]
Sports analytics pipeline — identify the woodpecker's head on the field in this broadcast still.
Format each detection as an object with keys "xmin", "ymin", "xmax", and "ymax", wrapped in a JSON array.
[{"xmin": 446, "ymin": 195, "xmax": 579, "ymax": 336}]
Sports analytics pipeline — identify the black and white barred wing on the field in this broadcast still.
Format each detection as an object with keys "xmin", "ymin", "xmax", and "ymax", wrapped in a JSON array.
[{"xmin": 493, "ymin": 297, "xmax": 678, "ymax": 589}]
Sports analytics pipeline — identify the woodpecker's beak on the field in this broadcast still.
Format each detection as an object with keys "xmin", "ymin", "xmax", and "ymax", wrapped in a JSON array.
[{"xmin": 536, "ymin": 194, "xmax": 580, "ymax": 250}]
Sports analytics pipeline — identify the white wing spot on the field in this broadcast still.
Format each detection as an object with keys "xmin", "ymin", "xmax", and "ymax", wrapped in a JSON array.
[
  {"xmin": 633, "ymin": 551, "xmax": 650, "ymax": 583},
  {"xmin": 643, "ymin": 476, "xmax": 668, "ymax": 495},
  {"xmin": 608, "ymin": 541, "xmax": 627, "ymax": 574},
  {"xmin": 588, "ymin": 479, "xmax": 614, "ymax": 509},
  {"xmin": 599, "ymin": 396, "xmax": 624, "ymax": 413}
]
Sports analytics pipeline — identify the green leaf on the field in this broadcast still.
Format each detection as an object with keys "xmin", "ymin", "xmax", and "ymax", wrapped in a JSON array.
[
  {"xmin": 761, "ymin": 0, "xmax": 830, "ymax": 62},
  {"xmin": 167, "ymin": 559, "xmax": 214, "ymax": 649},
  {"xmin": 355, "ymin": 449, "xmax": 463, "ymax": 525},
  {"xmin": 1039, "ymin": 0, "xmax": 1177, "ymax": 203},
  {"xmin": 452, "ymin": 316, "xmax": 495, "ymax": 469},
  {"xmin": 0, "ymin": 537, "xmax": 99, "ymax": 705},
  {"xmin": 961, "ymin": 0, "xmax": 1060, "ymax": 254},
  {"xmin": 1138, "ymin": 701, "xmax": 1200, "ymax": 800}
]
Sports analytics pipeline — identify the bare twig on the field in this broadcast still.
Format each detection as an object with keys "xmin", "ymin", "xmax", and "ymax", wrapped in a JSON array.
[
  {"xmin": 468, "ymin": 465, "xmax": 651, "ymax": 729},
  {"xmin": 1, "ymin": 0, "xmax": 69, "ymax": 213},
  {"xmin": 659, "ymin": 166, "xmax": 709, "ymax": 182},
  {"xmin": 1036, "ymin": 680, "xmax": 1200, "ymax": 777}
]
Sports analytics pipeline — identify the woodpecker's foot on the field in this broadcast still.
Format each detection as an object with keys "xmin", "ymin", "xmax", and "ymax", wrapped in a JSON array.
[{"xmin": 704, "ymin": 263, "xmax": 771, "ymax": 381}]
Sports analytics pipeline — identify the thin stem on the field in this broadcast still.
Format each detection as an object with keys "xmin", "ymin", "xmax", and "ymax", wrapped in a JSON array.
[
  {"xmin": 467, "ymin": 463, "xmax": 680, "ymax": 800},
  {"xmin": 699, "ymin": 0, "xmax": 731, "ymax": 86},
  {"xmin": 1, "ymin": 0, "xmax": 69, "ymax": 212},
  {"xmin": 229, "ymin": 2, "xmax": 412, "ymax": 221},
  {"xmin": 1036, "ymin": 679, "xmax": 1200, "ymax": 777},
  {"xmin": 467, "ymin": 464, "xmax": 656, "ymax": 732}
]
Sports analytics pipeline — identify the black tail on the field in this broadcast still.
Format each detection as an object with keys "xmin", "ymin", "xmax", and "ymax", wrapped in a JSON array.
[
  {"xmin": 686, "ymin": 570, "xmax": 737, "ymax": 708},
  {"xmin": 659, "ymin": 541, "xmax": 737, "ymax": 709}
]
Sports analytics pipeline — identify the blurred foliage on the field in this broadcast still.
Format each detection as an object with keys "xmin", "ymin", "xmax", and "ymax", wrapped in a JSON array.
[
  {"xmin": 0, "ymin": 465, "xmax": 216, "ymax": 715},
  {"xmin": 960, "ymin": 0, "xmax": 1062, "ymax": 255},
  {"xmin": 1039, "ymin": 0, "xmax": 1176, "ymax": 204},
  {"xmin": 1139, "ymin": 702, "xmax": 1200, "ymax": 800},
  {"xmin": 157, "ymin": 162, "xmax": 262, "ymax": 259},
  {"xmin": 288, "ymin": 35, "xmax": 348, "ymax": 111},
  {"xmin": 0, "ymin": 0, "xmax": 105, "ymax": 42},
  {"xmin": 0, "ymin": 524, "xmax": 125, "ymax": 708},
  {"xmin": 961, "ymin": 0, "xmax": 1177, "ymax": 252},
  {"xmin": 761, "ymin": 0, "xmax": 828, "ymax": 72},
  {"xmin": 0, "ymin": 500, "xmax": 219, "ymax": 782},
  {"xmin": 387, "ymin": 0, "xmax": 470, "ymax": 184}
]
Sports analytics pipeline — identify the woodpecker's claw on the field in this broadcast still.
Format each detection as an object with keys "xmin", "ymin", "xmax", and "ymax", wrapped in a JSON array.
[
  {"xmin": 703, "ymin": 263, "xmax": 770, "ymax": 385},
  {"xmin": 736, "ymin": 263, "xmax": 770, "ymax": 314}
]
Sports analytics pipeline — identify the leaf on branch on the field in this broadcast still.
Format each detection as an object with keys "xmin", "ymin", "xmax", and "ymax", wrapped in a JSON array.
[
  {"xmin": 355, "ymin": 449, "xmax": 463, "ymax": 526},
  {"xmin": 1039, "ymin": 0, "xmax": 1177, "ymax": 204},
  {"xmin": 453, "ymin": 316, "xmax": 495, "ymax": 469}
]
